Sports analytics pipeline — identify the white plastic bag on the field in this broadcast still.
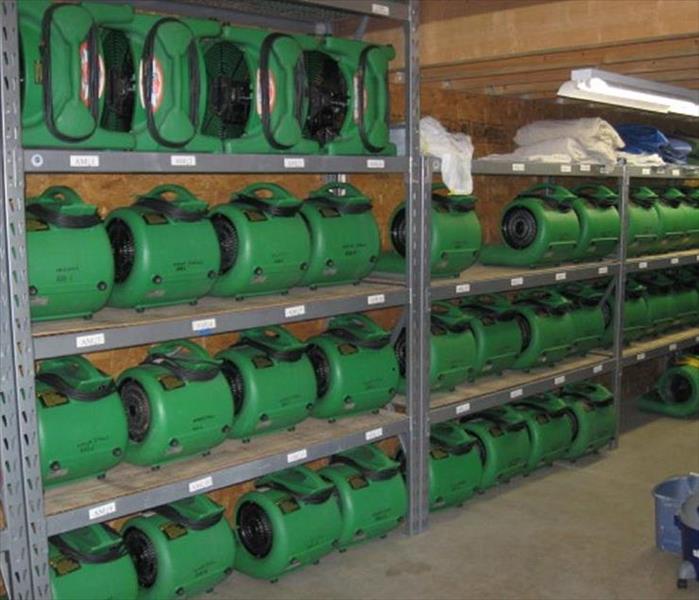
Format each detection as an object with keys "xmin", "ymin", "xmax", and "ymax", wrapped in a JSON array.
[{"xmin": 420, "ymin": 116, "xmax": 474, "ymax": 195}]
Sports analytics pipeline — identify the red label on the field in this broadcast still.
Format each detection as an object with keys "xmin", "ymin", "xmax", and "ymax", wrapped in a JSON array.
[
  {"xmin": 256, "ymin": 69, "xmax": 276, "ymax": 116},
  {"xmin": 79, "ymin": 41, "xmax": 105, "ymax": 107},
  {"xmin": 139, "ymin": 57, "xmax": 164, "ymax": 113}
]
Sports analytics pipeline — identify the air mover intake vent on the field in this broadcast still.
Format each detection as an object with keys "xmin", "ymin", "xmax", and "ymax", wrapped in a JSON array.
[
  {"xmin": 307, "ymin": 344, "xmax": 331, "ymax": 399},
  {"xmin": 394, "ymin": 329, "xmax": 406, "ymax": 377},
  {"xmin": 238, "ymin": 501, "xmax": 274, "ymax": 559},
  {"xmin": 107, "ymin": 218, "xmax": 136, "ymax": 284},
  {"xmin": 667, "ymin": 373, "xmax": 692, "ymax": 405},
  {"xmin": 303, "ymin": 50, "xmax": 348, "ymax": 146},
  {"xmin": 101, "ymin": 29, "xmax": 135, "ymax": 133},
  {"xmin": 390, "ymin": 207, "xmax": 407, "ymax": 257},
  {"xmin": 211, "ymin": 213, "xmax": 239, "ymax": 275},
  {"xmin": 502, "ymin": 206, "xmax": 537, "ymax": 249},
  {"xmin": 515, "ymin": 314, "xmax": 532, "ymax": 352},
  {"xmin": 221, "ymin": 361, "xmax": 245, "ymax": 415},
  {"xmin": 203, "ymin": 41, "xmax": 252, "ymax": 140},
  {"xmin": 124, "ymin": 528, "xmax": 158, "ymax": 589},
  {"xmin": 120, "ymin": 379, "xmax": 151, "ymax": 444}
]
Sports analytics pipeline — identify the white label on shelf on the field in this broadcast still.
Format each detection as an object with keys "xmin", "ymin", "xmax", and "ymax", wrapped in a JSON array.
[
  {"xmin": 554, "ymin": 375, "xmax": 566, "ymax": 385},
  {"xmin": 283, "ymin": 157, "xmax": 305, "ymax": 169},
  {"xmin": 455, "ymin": 402, "xmax": 471, "ymax": 415},
  {"xmin": 192, "ymin": 318, "xmax": 216, "ymax": 333},
  {"xmin": 510, "ymin": 277, "xmax": 524, "ymax": 287},
  {"xmin": 512, "ymin": 163, "xmax": 525, "ymax": 172},
  {"xmin": 76, "ymin": 333, "xmax": 105, "ymax": 349},
  {"xmin": 69, "ymin": 154, "xmax": 99, "ymax": 168},
  {"xmin": 456, "ymin": 283, "xmax": 471, "ymax": 294},
  {"xmin": 371, "ymin": 3, "xmax": 390, "ymax": 15},
  {"xmin": 284, "ymin": 304, "xmax": 306, "ymax": 318},
  {"xmin": 695, "ymin": 335, "xmax": 699, "ymax": 342},
  {"xmin": 170, "ymin": 155, "xmax": 196, "ymax": 167},
  {"xmin": 598, "ymin": 266, "xmax": 609, "ymax": 275},
  {"xmin": 367, "ymin": 159, "xmax": 385, "ymax": 169},
  {"xmin": 89, "ymin": 501, "xmax": 116, "ymax": 520},
  {"xmin": 638, "ymin": 261, "xmax": 648, "ymax": 269},
  {"xmin": 669, "ymin": 343, "xmax": 678, "ymax": 351},
  {"xmin": 555, "ymin": 272, "xmax": 567, "ymax": 282},
  {"xmin": 672, "ymin": 169, "xmax": 680, "ymax": 176},
  {"xmin": 580, "ymin": 164, "xmax": 591, "ymax": 172},
  {"xmin": 593, "ymin": 364, "xmax": 604, "ymax": 374},
  {"xmin": 696, "ymin": 254, "xmax": 699, "ymax": 262},
  {"xmin": 188, "ymin": 476, "xmax": 213, "ymax": 493},
  {"xmin": 560, "ymin": 165, "xmax": 572, "ymax": 173},
  {"xmin": 642, "ymin": 168, "xmax": 651, "ymax": 175},
  {"xmin": 636, "ymin": 352, "xmax": 646, "ymax": 361},
  {"xmin": 509, "ymin": 388, "xmax": 523, "ymax": 399},
  {"xmin": 367, "ymin": 293, "xmax": 386, "ymax": 306},
  {"xmin": 365, "ymin": 427, "xmax": 383, "ymax": 441},
  {"xmin": 287, "ymin": 448, "xmax": 307, "ymax": 463},
  {"xmin": 671, "ymin": 257, "xmax": 680, "ymax": 265}
]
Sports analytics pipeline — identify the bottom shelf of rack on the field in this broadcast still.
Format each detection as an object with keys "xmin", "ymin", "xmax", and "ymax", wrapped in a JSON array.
[
  {"xmin": 44, "ymin": 410, "xmax": 407, "ymax": 536},
  {"xmin": 623, "ymin": 326, "xmax": 699, "ymax": 366}
]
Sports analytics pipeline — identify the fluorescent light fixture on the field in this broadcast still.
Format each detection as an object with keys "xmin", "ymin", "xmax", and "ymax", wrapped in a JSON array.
[{"xmin": 558, "ymin": 68, "xmax": 699, "ymax": 117}]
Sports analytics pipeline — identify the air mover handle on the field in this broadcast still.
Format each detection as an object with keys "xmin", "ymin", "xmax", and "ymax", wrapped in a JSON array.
[
  {"xmin": 512, "ymin": 401, "xmax": 567, "ymax": 419},
  {"xmin": 430, "ymin": 422, "xmax": 477, "ymax": 455},
  {"xmin": 37, "ymin": 356, "xmax": 116, "ymax": 402},
  {"xmin": 431, "ymin": 182, "xmax": 476, "ymax": 213},
  {"xmin": 241, "ymin": 326, "xmax": 308, "ymax": 362},
  {"xmin": 517, "ymin": 183, "xmax": 576, "ymax": 209},
  {"xmin": 431, "ymin": 302, "xmax": 472, "ymax": 333},
  {"xmin": 154, "ymin": 496, "xmax": 224, "ymax": 531},
  {"xmin": 357, "ymin": 44, "xmax": 393, "ymax": 153},
  {"xmin": 233, "ymin": 183, "xmax": 301, "ymax": 216},
  {"xmin": 571, "ymin": 184, "xmax": 618, "ymax": 207},
  {"xmin": 653, "ymin": 185, "xmax": 686, "ymax": 206},
  {"xmin": 257, "ymin": 467, "xmax": 335, "ymax": 504},
  {"xmin": 515, "ymin": 289, "xmax": 571, "ymax": 313},
  {"xmin": 145, "ymin": 340, "xmax": 221, "ymax": 382},
  {"xmin": 332, "ymin": 445, "xmax": 400, "ymax": 481},
  {"xmin": 307, "ymin": 182, "xmax": 372, "ymax": 214},
  {"xmin": 136, "ymin": 184, "xmax": 208, "ymax": 222},
  {"xmin": 629, "ymin": 185, "xmax": 659, "ymax": 207},
  {"xmin": 326, "ymin": 314, "xmax": 390, "ymax": 349},
  {"xmin": 50, "ymin": 524, "xmax": 126, "ymax": 565},
  {"xmin": 27, "ymin": 187, "xmax": 102, "ymax": 228}
]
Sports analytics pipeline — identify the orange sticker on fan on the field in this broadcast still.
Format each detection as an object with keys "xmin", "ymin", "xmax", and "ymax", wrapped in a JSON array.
[{"xmin": 255, "ymin": 69, "xmax": 276, "ymax": 116}]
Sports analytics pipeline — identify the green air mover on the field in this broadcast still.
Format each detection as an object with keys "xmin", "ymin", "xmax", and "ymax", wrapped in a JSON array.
[
  {"xmin": 632, "ymin": 272, "xmax": 677, "ymax": 334},
  {"xmin": 216, "ymin": 326, "xmax": 315, "ymax": 440},
  {"xmin": 209, "ymin": 183, "xmax": 311, "ymax": 298},
  {"xmin": 306, "ymin": 314, "xmax": 399, "ymax": 420},
  {"xmin": 638, "ymin": 355, "xmax": 699, "ymax": 418},
  {"xmin": 106, "ymin": 185, "xmax": 220, "ymax": 311},
  {"xmin": 299, "ymin": 182, "xmax": 380, "ymax": 287},
  {"xmin": 99, "ymin": 14, "xmax": 222, "ymax": 151},
  {"xmin": 49, "ymin": 524, "xmax": 138, "ymax": 600},
  {"xmin": 123, "ymin": 495, "xmax": 236, "ymax": 599},
  {"xmin": 558, "ymin": 282, "xmax": 608, "ymax": 355},
  {"xmin": 560, "ymin": 382, "xmax": 615, "ymax": 460},
  {"xmin": 376, "ymin": 183, "xmax": 481, "ymax": 277},
  {"xmin": 598, "ymin": 278, "xmax": 650, "ymax": 345},
  {"xmin": 666, "ymin": 268, "xmax": 699, "ymax": 327},
  {"xmin": 627, "ymin": 186, "xmax": 662, "ymax": 257},
  {"xmin": 480, "ymin": 184, "xmax": 580, "ymax": 267},
  {"xmin": 650, "ymin": 186, "xmax": 692, "ymax": 252},
  {"xmin": 677, "ymin": 186, "xmax": 699, "ymax": 247},
  {"xmin": 235, "ymin": 466, "xmax": 342, "ymax": 581},
  {"xmin": 117, "ymin": 340, "xmax": 233, "ymax": 467},
  {"xmin": 461, "ymin": 408, "xmax": 531, "ymax": 490},
  {"xmin": 37, "ymin": 355, "xmax": 127, "ymax": 487},
  {"xmin": 426, "ymin": 421, "xmax": 483, "ymax": 510},
  {"xmin": 19, "ymin": 1, "xmax": 136, "ymax": 149},
  {"xmin": 452, "ymin": 295, "xmax": 523, "ymax": 377},
  {"xmin": 299, "ymin": 35, "xmax": 395, "ymax": 155},
  {"xmin": 509, "ymin": 289, "xmax": 574, "ymax": 370},
  {"xmin": 507, "ymin": 399, "xmax": 573, "ymax": 474},
  {"xmin": 26, "ymin": 186, "xmax": 114, "ymax": 321},
  {"xmin": 568, "ymin": 184, "xmax": 620, "ymax": 261},
  {"xmin": 396, "ymin": 301, "xmax": 477, "ymax": 392},
  {"xmin": 319, "ymin": 445, "xmax": 406, "ymax": 549}
]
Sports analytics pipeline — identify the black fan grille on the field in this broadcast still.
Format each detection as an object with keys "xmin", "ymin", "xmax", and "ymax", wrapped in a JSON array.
[
  {"xmin": 515, "ymin": 314, "xmax": 532, "ymax": 352},
  {"xmin": 221, "ymin": 361, "xmax": 245, "ymax": 415},
  {"xmin": 120, "ymin": 379, "xmax": 151, "ymax": 444},
  {"xmin": 238, "ymin": 501, "xmax": 274, "ymax": 559},
  {"xmin": 667, "ymin": 374, "xmax": 692, "ymax": 405},
  {"xmin": 303, "ymin": 50, "xmax": 348, "ymax": 146},
  {"xmin": 390, "ymin": 207, "xmax": 407, "ymax": 257},
  {"xmin": 307, "ymin": 344, "xmax": 331, "ymax": 399},
  {"xmin": 124, "ymin": 528, "xmax": 158, "ymax": 589},
  {"xmin": 502, "ymin": 207, "xmax": 538, "ymax": 250},
  {"xmin": 394, "ymin": 330, "xmax": 407, "ymax": 377},
  {"xmin": 107, "ymin": 218, "xmax": 136, "ymax": 284},
  {"xmin": 211, "ymin": 213, "xmax": 239, "ymax": 275},
  {"xmin": 100, "ymin": 29, "xmax": 135, "ymax": 133},
  {"xmin": 202, "ymin": 41, "xmax": 252, "ymax": 140}
]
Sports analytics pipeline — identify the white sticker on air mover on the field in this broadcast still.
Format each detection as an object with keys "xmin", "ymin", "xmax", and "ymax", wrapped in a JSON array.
[
  {"xmin": 70, "ymin": 155, "xmax": 99, "ymax": 168},
  {"xmin": 593, "ymin": 364, "xmax": 604, "ymax": 374},
  {"xmin": 636, "ymin": 352, "xmax": 646, "ymax": 361},
  {"xmin": 669, "ymin": 343, "xmax": 678, "ymax": 351},
  {"xmin": 555, "ymin": 272, "xmax": 567, "ymax": 281},
  {"xmin": 456, "ymin": 283, "xmax": 470, "ymax": 294},
  {"xmin": 283, "ymin": 158, "xmax": 305, "ymax": 169},
  {"xmin": 188, "ymin": 476, "xmax": 213, "ymax": 493},
  {"xmin": 509, "ymin": 388, "xmax": 523, "ymax": 399},
  {"xmin": 598, "ymin": 266, "xmax": 609, "ymax": 275},
  {"xmin": 510, "ymin": 277, "xmax": 524, "ymax": 287},
  {"xmin": 170, "ymin": 155, "xmax": 196, "ymax": 167},
  {"xmin": 671, "ymin": 257, "xmax": 679, "ymax": 265},
  {"xmin": 192, "ymin": 318, "xmax": 216, "ymax": 333},
  {"xmin": 638, "ymin": 261, "xmax": 648, "ymax": 269},
  {"xmin": 367, "ymin": 159, "xmax": 385, "ymax": 169},
  {"xmin": 89, "ymin": 501, "xmax": 116, "ymax": 520},
  {"xmin": 554, "ymin": 375, "xmax": 566, "ymax": 385},
  {"xmin": 287, "ymin": 448, "xmax": 307, "ymax": 463},
  {"xmin": 76, "ymin": 333, "xmax": 105, "ymax": 349},
  {"xmin": 284, "ymin": 304, "xmax": 306, "ymax": 318},
  {"xmin": 455, "ymin": 402, "xmax": 471, "ymax": 415},
  {"xmin": 367, "ymin": 294, "xmax": 386, "ymax": 306},
  {"xmin": 365, "ymin": 427, "xmax": 383, "ymax": 441},
  {"xmin": 371, "ymin": 3, "xmax": 390, "ymax": 15}
]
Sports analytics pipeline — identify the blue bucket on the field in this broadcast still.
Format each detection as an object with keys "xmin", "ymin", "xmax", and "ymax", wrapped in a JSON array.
[{"xmin": 654, "ymin": 473, "xmax": 699, "ymax": 554}]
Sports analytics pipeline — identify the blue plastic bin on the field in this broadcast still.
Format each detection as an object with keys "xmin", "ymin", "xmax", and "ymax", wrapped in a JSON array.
[{"xmin": 654, "ymin": 473, "xmax": 699, "ymax": 554}]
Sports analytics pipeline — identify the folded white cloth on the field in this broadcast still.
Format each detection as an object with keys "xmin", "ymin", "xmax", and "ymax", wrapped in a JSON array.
[
  {"xmin": 420, "ymin": 116, "xmax": 474, "ymax": 195},
  {"xmin": 482, "ymin": 137, "xmax": 595, "ymax": 164},
  {"xmin": 617, "ymin": 152, "xmax": 666, "ymax": 166}
]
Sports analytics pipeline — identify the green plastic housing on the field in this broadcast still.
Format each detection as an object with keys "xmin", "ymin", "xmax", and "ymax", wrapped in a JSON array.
[
  {"xmin": 216, "ymin": 326, "xmax": 316, "ymax": 439},
  {"xmin": 19, "ymin": 1, "xmax": 136, "ymax": 149},
  {"xmin": 49, "ymin": 525, "xmax": 138, "ymax": 600},
  {"xmin": 510, "ymin": 289, "xmax": 574, "ymax": 370},
  {"xmin": 666, "ymin": 268, "xmax": 699, "ymax": 327},
  {"xmin": 118, "ymin": 340, "xmax": 233, "ymax": 467},
  {"xmin": 508, "ymin": 398, "xmax": 573, "ymax": 473},
  {"xmin": 210, "ymin": 183, "xmax": 311, "ymax": 298},
  {"xmin": 234, "ymin": 466, "xmax": 342, "ymax": 580},
  {"xmin": 480, "ymin": 184, "xmax": 580, "ymax": 267},
  {"xmin": 299, "ymin": 182, "xmax": 380, "ymax": 287},
  {"xmin": 461, "ymin": 409, "xmax": 531, "ymax": 490},
  {"xmin": 678, "ymin": 186, "xmax": 699, "ymax": 246},
  {"xmin": 569, "ymin": 184, "xmax": 620, "ymax": 261},
  {"xmin": 319, "ymin": 445, "xmax": 406, "ymax": 549},
  {"xmin": 122, "ymin": 496, "xmax": 236, "ymax": 599},
  {"xmin": 37, "ymin": 355, "xmax": 127, "ymax": 487},
  {"xmin": 427, "ymin": 421, "xmax": 483, "ymax": 510},
  {"xmin": 627, "ymin": 187, "xmax": 662, "ymax": 257},
  {"xmin": 599, "ymin": 279, "xmax": 650, "ymax": 344},
  {"xmin": 633, "ymin": 273, "xmax": 677, "ymax": 334},
  {"xmin": 638, "ymin": 357, "xmax": 699, "ymax": 418},
  {"xmin": 27, "ymin": 187, "xmax": 114, "ymax": 321},
  {"xmin": 560, "ymin": 382, "xmax": 615, "ymax": 460},
  {"xmin": 106, "ymin": 185, "xmax": 220, "ymax": 310},
  {"xmin": 558, "ymin": 283, "xmax": 607, "ymax": 355},
  {"xmin": 306, "ymin": 314, "xmax": 399, "ymax": 419}
]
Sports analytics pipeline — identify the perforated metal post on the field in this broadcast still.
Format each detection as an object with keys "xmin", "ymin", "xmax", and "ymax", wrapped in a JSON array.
[{"xmin": 0, "ymin": 2, "xmax": 50, "ymax": 597}]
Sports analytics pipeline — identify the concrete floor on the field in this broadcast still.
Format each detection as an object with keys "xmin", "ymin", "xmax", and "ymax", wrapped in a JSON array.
[{"xmin": 214, "ymin": 402, "xmax": 699, "ymax": 600}]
